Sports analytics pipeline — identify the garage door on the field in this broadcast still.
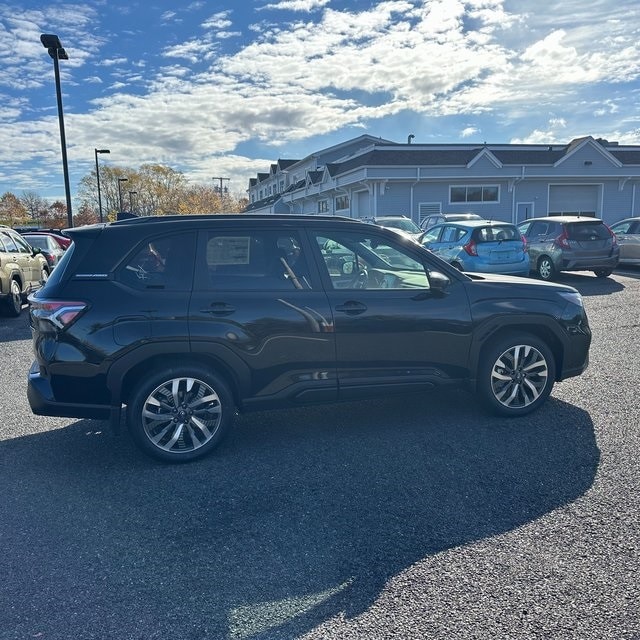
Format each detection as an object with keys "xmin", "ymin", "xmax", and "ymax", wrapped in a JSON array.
[{"xmin": 549, "ymin": 185, "xmax": 598, "ymax": 216}]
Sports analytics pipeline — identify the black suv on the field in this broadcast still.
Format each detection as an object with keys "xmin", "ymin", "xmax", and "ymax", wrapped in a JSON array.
[{"xmin": 28, "ymin": 215, "xmax": 591, "ymax": 462}]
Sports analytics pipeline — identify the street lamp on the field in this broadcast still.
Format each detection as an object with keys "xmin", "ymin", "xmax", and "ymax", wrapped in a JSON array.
[
  {"xmin": 41, "ymin": 33, "xmax": 73, "ymax": 228},
  {"xmin": 129, "ymin": 190, "xmax": 138, "ymax": 213},
  {"xmin": 118, "ymin": 177, "xmax": 128, "ymax": 212},
  {"xmin": 94, "ymin": 148, "xmax": 110, "ymax": 223}
]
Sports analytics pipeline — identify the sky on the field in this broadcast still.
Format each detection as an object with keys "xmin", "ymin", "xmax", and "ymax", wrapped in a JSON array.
[{"xmin": 1, "ymin": 0, "xmax": 640, "ymax": 206}]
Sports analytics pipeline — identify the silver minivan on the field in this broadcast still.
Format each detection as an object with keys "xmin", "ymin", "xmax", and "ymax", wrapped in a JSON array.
[{"xmin": 518, "ymin": 216, "xmax": 619, "ymax": 280}]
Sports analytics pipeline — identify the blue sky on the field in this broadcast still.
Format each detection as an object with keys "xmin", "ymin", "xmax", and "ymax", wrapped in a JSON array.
[{"xmin": 1, "ymin": 0, "xmax": 640, "ymax": 205}]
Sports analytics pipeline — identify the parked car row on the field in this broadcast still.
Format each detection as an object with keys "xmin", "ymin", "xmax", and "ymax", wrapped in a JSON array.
[
  {"xmin": 0, "ymin": 227, "xmax": 71, "ymax": 317},
  {"xmin": 413, "ymin": 214, "xmax": 625, "ymax": 281}
]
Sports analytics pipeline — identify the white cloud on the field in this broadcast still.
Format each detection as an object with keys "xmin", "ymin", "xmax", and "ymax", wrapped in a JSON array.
[
  {"xmin": 461, "ymin": 126, "xmax": 479, "ymax": 138},
  {"xmin": 3, "ymin": 0, "xmax": 640, "ymax": 198},
  {"xmin": 258, "ymin": 0, "xmax": 331, "ymax": 11}
]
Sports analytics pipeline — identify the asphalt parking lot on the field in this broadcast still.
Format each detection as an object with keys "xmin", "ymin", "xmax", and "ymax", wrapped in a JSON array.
[{"xmin": 1, "ymin": 269, "xmax": 639, "ymax": 640}]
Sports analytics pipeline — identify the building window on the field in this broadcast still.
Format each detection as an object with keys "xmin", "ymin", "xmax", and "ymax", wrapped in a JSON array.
[
  {"xmin": 279, "ymin": 180, "xmax": 284, "ymax": 192},
  {"xmin": 318, "ymin": 200, "xmax": 329, "ymax": 213},
  {"xmin": 335, "ymin": 195, "xmax": 349, "ymax": 211},
  {"xmin": 450, "ymin": 185, "xmax": 499, "ymax": 203},
  {"xmin": 259, "ymin": 190, "xmax": 263, "ymax": 199}
]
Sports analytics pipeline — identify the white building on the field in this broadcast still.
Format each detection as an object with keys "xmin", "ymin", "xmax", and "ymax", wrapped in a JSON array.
[{"xmin": 245, "ymin": 134, "xmax": 640, "ymax": 226}]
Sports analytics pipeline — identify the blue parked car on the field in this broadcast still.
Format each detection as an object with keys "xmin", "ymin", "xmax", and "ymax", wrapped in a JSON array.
[{"xmin": 421, "ymin": 220, "xmax": 530, "ymax": 276}]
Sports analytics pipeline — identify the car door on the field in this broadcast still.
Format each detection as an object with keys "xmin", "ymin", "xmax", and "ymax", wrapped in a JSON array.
[
  {"xmin": 520, "ymin": 220, "xmax": 560, "ymax": 265},
  {"xmin": 422, "ymin": 224, "xmax": 465, "ymax": 264},
  {"xmin": 1, "ymin": 230, "xmax": 38, "ymax": 290},
  {"xmin": 188, "ymin": 226, "xmax": 337, "ymax": 408},
  {"xmin": 308, "ymin": 226, "xmax": 473, "ymax": 400},
  {"xmin": 611, "ymin": 220, "xmax": 640, "ymax": 263}
]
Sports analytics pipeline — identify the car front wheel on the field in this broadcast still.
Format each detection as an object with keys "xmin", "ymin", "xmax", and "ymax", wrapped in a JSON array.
[
  {"xmin": 478, "ymin": 333, "xmax": 556, "ymax": 417},
  {"xmin": 593, "ymin": 269, "xmax": 612, "ymax": 278},
  {"xmin": 127, "ymin": 366, "xmax": 235, "ymax": 463}
]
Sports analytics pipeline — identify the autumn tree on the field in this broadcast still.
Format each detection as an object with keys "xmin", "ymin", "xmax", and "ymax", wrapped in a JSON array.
[
  {"xmin": 0, "ymin": 192, "xmax": 28, "ymax": 226},
  {"xmin": 77, "ymin": 162, "xmax": 248, "ymax": 218},
  {"xmin": 74, "ymin": 202, "xmax": 98, "ymax": 226}
]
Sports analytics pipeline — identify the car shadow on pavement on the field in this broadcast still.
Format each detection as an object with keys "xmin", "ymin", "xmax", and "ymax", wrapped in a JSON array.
[
  {"xmin": 552, "ymin": 271, "xmax": 625, "ymax": 296},
  {"xmin": 0, "ymin": 391, "xmax": 598, "ymax": 640}
]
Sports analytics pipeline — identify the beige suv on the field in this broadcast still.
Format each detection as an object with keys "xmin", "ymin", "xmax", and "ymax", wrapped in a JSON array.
[{"xmin": 0, "ymin": 225, "xmax": 50, "ymax": 317}]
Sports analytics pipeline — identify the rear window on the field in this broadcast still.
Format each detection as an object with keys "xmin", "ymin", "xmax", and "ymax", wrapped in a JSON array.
[
  {"xmin": 565, "ymin": 222, "xmax": 610, "ymax": 240},
  {"xmin": 474, "ymin": 225, "xmax": 520, "ymax": 242}
]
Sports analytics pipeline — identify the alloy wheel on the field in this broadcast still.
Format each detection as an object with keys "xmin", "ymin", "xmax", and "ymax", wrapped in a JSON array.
[
  {"xmin": 141, "ymin": 377, "xmax": 223, "ymax": 454},
  {"xmin": 490, "ymin": 344, "xmax": 549, "ymax": 409}
]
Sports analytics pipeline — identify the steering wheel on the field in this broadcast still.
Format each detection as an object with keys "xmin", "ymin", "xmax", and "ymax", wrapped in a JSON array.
[{"xmin": 350, "ymin": 266, "xmax": 369, "ymax": 289}]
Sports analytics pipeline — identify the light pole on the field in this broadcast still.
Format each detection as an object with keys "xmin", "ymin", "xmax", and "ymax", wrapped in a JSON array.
[
  {"xmin": 118, "ymin": 177, "xmax": 128, "ymax": 212},
  {"xmin": 40, "ymin": 34, "xmax": 73, "ymax": 228},
  {"xmin": 94, "ymin": 148, "xmax": 110, "ymax": 223},
  {"xmin": 129, "ymin": 191, "xmax": 138, "ymax": 213}
]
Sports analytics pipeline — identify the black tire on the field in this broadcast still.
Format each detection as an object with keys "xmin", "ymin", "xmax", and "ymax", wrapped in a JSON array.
[
  {"xmin": 593, "ymin": 269, "xmax": 612, "ymax": 278},
  {"xmin": 3, "ymin": 279, "xmax": 22, "ymax": 317},
  {"xmin": 41, "ymin": 267, "xmax": 49, "ymax": 285},
  {"xmin": 127, "ymin": 365, "xmax": 235, "ymax": 463},
  {"xmin": 537, "ymin": 256, "xmax": 556, "ymax": 281},
  {"xmin": 477, "ymin": 333, "xmax": 556, "ymax": 417}
]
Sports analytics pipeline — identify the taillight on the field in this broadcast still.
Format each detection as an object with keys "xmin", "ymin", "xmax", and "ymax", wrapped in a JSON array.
[
  {"xmin": 463, "ymin": 239, "xmax": 478, "ymax": 256},
  {"xmin": 606, "ymin": 224, "xmax": 618, "ymax": 245},
  {"xmin": 554, "ymin": 229, "xmax": 570, "ymax": 249},
  {"xmin": 29, "ymin": 298, "xmax": 88, "ymax": 329},
  {"xmin": 521, "ymin": 234, "xmax": 528, "ymax": 252}
]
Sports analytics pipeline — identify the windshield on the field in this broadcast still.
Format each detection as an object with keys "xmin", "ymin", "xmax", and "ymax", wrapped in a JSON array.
[{"xmin": 381, "ymin": 218, "xmax": 421, "ymax": 233}]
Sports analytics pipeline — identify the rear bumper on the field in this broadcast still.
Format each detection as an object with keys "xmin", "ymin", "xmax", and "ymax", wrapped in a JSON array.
[
  {"xmin": 561, "ymin": 255, "xmax": 619, "ymax": 271},
  {"xmin": 27, "ymin": 361, "xmax": 111, "ymax": 420}
]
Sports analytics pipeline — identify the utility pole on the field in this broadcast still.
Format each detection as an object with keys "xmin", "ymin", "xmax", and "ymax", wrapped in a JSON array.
[{"xmin": 212, "ymin": 177, "xmax": 230, "ymax": 195}]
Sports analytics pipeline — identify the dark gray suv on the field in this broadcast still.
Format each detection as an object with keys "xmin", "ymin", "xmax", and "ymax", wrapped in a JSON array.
[
  {"xmin": 518, "ymin": 216, "xmax": 619, "ymax": 280},
  {"xmin": 28, "ymin": 214, "xmax": 591, "ymax": 463}
]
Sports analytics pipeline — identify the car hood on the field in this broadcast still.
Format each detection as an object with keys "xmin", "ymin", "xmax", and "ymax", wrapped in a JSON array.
[{"xmin": 462, "ymin": 271, "xmax": 579, "ymax": 296}]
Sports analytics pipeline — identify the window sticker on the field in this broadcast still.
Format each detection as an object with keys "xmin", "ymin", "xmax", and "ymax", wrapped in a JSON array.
[{"xmin": 207, "ymin": 236, "xmax": 251, "ymax": 265}]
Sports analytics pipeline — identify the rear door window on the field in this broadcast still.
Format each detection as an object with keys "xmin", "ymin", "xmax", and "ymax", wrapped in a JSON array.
[{"xmin": 197, "ymin": 230, "xmax": 313, "ymax": 291}]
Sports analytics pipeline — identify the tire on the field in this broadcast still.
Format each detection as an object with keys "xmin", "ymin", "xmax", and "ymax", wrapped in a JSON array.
[
  {"xmin": 451, "ymin": 262, "xmax": 464, "ymax": 271},
  {"xmin": 593, "ymin": 269, "xmax": 612, "ymax": 278},
  {"xmin": 477, "ymin": 333, "xmax": 556, "ymax": 417},
  {"xmin": 537, "ymin": 256, "xmax": 556, "ymax": 281},
  {"xmin": 127, "ymin": 365, "xmax": 235, "ymax": 463},
  {"xmin": 41, "ymin": 267, "xmax": 49, "ymax": 285},
  {"xmin": 4, "ymin": 279, "xmax": 23, "ymax": 317}
]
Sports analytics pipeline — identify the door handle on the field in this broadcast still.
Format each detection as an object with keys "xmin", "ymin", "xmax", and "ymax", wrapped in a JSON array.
[
  {"xmin": 200, "ymin": 302, "xmax": 236, "ymax": 315},
  {"xmin": 335, "ymin": 301, "xmax": 367, "ymax": 315}
]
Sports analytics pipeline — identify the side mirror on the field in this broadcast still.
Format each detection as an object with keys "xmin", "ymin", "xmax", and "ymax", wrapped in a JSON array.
[
  {"xmin": 341, "ymin": 260, "xmax": 354, "ymax": 275},
  {"xmin": 429, "ymin": 270, "xmax": 450, "ymax": 294}
]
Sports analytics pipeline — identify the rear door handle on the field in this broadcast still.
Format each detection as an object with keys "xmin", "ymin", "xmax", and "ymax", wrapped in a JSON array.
[
  {"xmin": 335, "ymin": 301, "xmax": 367, "ymax": 315},
  {"xmin": 200, "ymin": 302, "xmax": 236, "ymax": 316}
]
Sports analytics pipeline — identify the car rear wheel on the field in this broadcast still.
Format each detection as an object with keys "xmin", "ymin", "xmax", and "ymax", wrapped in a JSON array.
[
  {"xmin": 593, "ymin": 269, "xmax": 612, "ymax": 278},
  {"xmin": 41, "ymin": 267, "xmax": 49, "ymax": 285},
  {"xmin": 127, "ymin": 366, "xmax": 235, "ymax": 463},
  {"xmin": 478, "ymin": 333, "xmax": 556, "ymax": 417},
  {"xmin": 4, "ymin": 279, "xmax": 22, "ymax": 317},
  {"xmin": 536, "ymin": 256, "xmax": 556, "ymax": 281}
]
